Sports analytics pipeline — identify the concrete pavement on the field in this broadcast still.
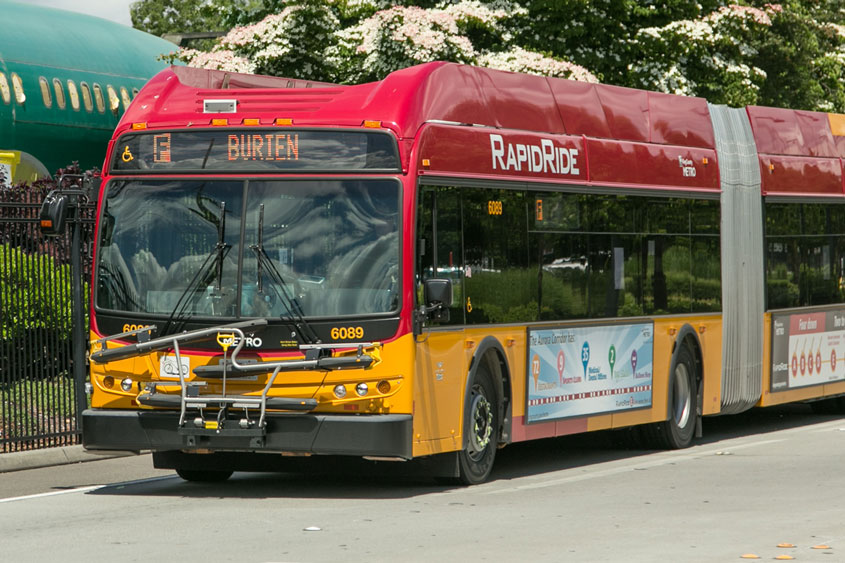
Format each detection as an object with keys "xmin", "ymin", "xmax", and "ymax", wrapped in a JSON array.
[{"xmin": 0, "ymin": 445, "xmax": 136, "ymax": 473}]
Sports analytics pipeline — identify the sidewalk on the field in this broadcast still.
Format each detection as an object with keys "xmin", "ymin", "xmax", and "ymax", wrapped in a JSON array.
[{"xmin": 0, "ymin": 445, "xmax": 137, "ymax": 473}]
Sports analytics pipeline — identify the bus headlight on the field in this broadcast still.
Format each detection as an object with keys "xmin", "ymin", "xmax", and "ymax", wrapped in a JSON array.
[
  {"xmin": 333, "ymin": 384, "xmax": 347, "ymax": 399},
  {"xmin": 120, "ymin": 378, "xmax": 133, "ymax": 392},
  {"xmin": 355, "ymin": 383, "xmax": 368, "ymax": 397}
]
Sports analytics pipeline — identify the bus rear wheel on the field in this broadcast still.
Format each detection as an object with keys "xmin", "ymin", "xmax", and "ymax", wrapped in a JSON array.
[
  {"xmin": 457, "ymin": 366, "xmax": 499, "ymax": 485},
  {"xmin": 175, "ymin": 468, "xmax": 234, "ymax": 482},
  {"xmin": 644, "ymin": 345, "xmax": 697, "ymax": 449},
  {"xmin": 810, "ymin": 396, "xmax": 845, "ymax": 414}
]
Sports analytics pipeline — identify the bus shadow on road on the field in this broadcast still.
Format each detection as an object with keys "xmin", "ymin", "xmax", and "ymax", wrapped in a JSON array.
[
  {"xmin": 88, "ymin": 404, "xmax": 843, "ymax": 499},
  {"xmin": 490, "ymin": 403, "xmax": 844, "ymax": 481}
]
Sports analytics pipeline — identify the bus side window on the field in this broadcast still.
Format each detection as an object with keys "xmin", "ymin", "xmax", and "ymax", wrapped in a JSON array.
[
  {"xmin": 106, "ymin": 85, "xmax": 120, "ymax": 114},
  {"xmin": 93, "ymin": 83, "xmax": 105, "ymax": 113},
  {"xmin": 0, "ymin": 73, "xmax": 9, "ymax": 104},
  {"xmin": 80, "ymin": 82, "xmax": 93, "ymax": 112},
  {"xmin": 463, "ymin": 187, "xmax": 533, "ymax": 323},
  {"xmin": 52, "ymin": 78, "xmax": 66, "ymax": 109},
  {"xmin": 11, "ymin": 73, "xmax": 25, "ymax": 104},
  {"xmin": 417, "ymin": 185, "xmax": 464, "ymax": 325},
  {"xmin": 120, "ymin": 86, "xmax": 131, "ymax": 110},
  {"xmin": 39, "ymin": 76, "xmax": 51, "ymax": 108},
  {"xmin": 67, "ymin": 80, "xmax": 79, "ymax": 111}
]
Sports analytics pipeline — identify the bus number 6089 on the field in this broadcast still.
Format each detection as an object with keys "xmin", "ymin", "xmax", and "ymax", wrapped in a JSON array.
[{"xmin": 331, "ymin": 326, "xmax": 364, "ymax": 340}]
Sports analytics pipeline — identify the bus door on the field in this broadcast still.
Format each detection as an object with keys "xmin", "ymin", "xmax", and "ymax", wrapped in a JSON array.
[{"xmin": 414, "ymin": 185, "xmax": 469, "ymax": 452}]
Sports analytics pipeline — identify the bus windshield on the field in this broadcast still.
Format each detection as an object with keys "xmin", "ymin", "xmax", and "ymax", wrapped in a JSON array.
[{"xmin": 95, "ymin": 178, "xmax": 401, "ymax": 320}]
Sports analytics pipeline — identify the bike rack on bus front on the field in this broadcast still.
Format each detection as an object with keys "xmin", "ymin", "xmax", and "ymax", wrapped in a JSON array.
[{"xmin": 90, "ymin": 319, "xmax": 383, "ymax": 440}]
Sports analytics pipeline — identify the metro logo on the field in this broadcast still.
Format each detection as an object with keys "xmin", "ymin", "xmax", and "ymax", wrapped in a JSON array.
[{"xmin": 489, "ymin": 133, "xmax": 579, "ymax": 175}]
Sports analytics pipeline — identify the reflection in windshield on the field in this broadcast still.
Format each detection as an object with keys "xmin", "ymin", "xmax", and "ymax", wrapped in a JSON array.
[{"xmin": 96, "ymin": 179, "xmax": 400, "ymax": 319}]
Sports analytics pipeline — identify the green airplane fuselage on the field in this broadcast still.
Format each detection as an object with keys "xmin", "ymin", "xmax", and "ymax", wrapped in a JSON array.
[{"xmin": 0, "ymin": 1, "xmax": 174, "ymax": 179}]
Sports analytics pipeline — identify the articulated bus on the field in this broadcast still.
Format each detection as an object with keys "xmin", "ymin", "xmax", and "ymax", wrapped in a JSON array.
[{"xmin": 78, "ymin": 62, "xmax": 845, "ymax": 484}]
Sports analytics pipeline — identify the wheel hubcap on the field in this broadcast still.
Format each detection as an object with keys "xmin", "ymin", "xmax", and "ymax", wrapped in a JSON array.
[
  {"xmin": 673, "ymin": 363, "xmax": 691, "ymax": 428},
  {"xmin": 468, "ymin": 386, "xmax": 493, "ymax": 460}
]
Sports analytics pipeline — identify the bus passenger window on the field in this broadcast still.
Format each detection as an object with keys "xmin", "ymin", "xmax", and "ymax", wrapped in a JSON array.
[
  {"xmin": 53, "ymin": 78, "xmax": 66, "ymax": 109},
  {"xmin": 39, "ymin": 77, "xmax": 52, "ymax": 108},
  {"xmin": 80, "ymin": 82, "xmax": 93, "ymax": 112},
  {"xmin": 106, "ymin": 85, "xmax": 120, "ymax": 114},
  {"xmin": 93, "ymin": 84, "xmax": 105, "ymax": 113},
  {"xmin": 11, "ymin": 73, "xmax": 25, "ymax": 104},
  {"xmin": 0, "ymin": 73, "xmax": 9, "ymax": 104},
  {"xmin": 67, "ymin": 80, "xmax": 79, "ymax": 111},
  {"xmin": 120, "ymin": 86, "xmax": 131, "ymax": 111}
]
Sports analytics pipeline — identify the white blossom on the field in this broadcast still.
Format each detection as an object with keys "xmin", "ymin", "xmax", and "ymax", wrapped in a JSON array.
[
  {"xmin": 479, "ymin": 47, "xmax": 598, "ymax": 83},
  {"xmin": 179, "ymin": 48, "xmax": 255, "ymax": 73}
]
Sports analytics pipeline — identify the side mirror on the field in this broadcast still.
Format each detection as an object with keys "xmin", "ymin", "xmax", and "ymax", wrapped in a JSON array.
[
  {"xmin": 85, "ymin": 176, "xmax": 102, "ymax": 203},
  {"xmin": 423, "ymin": 278, "xmax": 452, "ymax": 322},
  {"xmin": 39, "ymin": 190, "xmax": 69, "ymax": 236}
]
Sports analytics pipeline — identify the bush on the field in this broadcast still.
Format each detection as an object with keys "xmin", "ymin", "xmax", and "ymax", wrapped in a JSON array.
[{"xmin": 0, "ymin": 244, "xmax": 73, "ymax": 340}]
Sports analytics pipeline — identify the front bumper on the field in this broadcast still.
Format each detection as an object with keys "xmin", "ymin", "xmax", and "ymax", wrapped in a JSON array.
[{"xmin": 82, "ymin": 409, "xmax": 413, "ymax": 459}]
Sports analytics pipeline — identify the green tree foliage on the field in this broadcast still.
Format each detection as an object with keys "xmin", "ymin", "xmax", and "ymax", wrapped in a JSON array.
[
  {"xmin": 0, "ymin": 245, "xmax": 73, "ymax": 341},
  {"xmin": 754, "ymin": 1, "xmax": 845, "ymax": 111},
  {"xmin": 130, "ymin": 0, "xmax": 231, "ymax": 36},
  {"xmin": 132, "ymin": 0, "xmax": 845, "ymax": 111}
]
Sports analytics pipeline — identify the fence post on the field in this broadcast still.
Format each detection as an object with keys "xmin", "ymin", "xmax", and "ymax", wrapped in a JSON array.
[{"xmin": 71, "ymin": 200, "xmax": 87, "ymax": 430}]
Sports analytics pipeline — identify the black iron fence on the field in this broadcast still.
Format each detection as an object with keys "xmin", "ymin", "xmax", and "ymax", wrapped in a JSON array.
[{"xmin": 0, "ymin": 176, "xmax": 96, "ymax": 452}]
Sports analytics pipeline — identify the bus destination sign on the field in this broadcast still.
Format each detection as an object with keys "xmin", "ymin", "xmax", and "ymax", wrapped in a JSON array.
[{"xmin": 111, "ymin": 129, "xmax": 400, "ymax": 173}]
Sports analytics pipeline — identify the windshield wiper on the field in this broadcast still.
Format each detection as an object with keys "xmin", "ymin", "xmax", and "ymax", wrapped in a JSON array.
[
  {"xmin": 161, "ymin": 201, "xmax": 231, "ymax": 336},
  {"xmin": 250, "ymin": 203, "xmax": 320, "ymax": 344}
]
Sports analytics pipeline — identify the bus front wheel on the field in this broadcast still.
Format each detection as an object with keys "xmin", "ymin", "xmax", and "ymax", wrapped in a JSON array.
[
  {"xmin": 175, "ymin": 468, "xmax": 234, "ymax": 482},
  {"xmin": 457, "ymin": 366, "xmax": 499, "ymax": 485},
  {"xmin": 645, "ymin": 345, "xmax": 697, "ymax": 449}
]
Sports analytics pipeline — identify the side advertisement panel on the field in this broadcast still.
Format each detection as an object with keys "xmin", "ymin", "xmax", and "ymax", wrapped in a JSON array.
[
  {"xmin": 526, "ymin": 322, "xmax": 654, "ymax": 424},
  {"xmin": 771, "ymin": 310, "xmax": 845, "ymax": 391}
]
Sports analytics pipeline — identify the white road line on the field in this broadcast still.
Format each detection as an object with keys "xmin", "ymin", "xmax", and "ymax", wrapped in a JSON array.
[
  {"xmin": 0, "ymin": 485, "xmax": 106, "ymax": 503},
  {"xmin": 0, "ymin": 475, "xmax": 177, "ymax": 504}
]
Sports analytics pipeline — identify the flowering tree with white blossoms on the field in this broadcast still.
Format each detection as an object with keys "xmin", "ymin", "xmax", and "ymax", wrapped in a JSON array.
[
  {"xmin": 628, "ymin": 4, "xmax": 782, "ymax": 107},
  {"xmin": 173, "ymin": 0, "xmax": 597, "ymax": 85},
  {"xmin": 478, "ymin": 47, "xmax": 597, "ymax": 82},
  {"xmin": 141, "ymin": 0, "xmax": 844, "ymax": 112},
  {"xmin": 181, "ymin": 1, "xmax": 341, "ymax": 81},
  {"xmin": 333, "ymin": 5, "xmax": 478, "ymax": 83}
]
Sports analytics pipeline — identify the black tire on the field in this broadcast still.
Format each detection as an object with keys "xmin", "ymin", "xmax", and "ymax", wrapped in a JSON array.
[
  {"xmin": 644, "ymin": 345, "xmax": 697, "ymax": 449},
  {"xmin": 457, "ymin": 366, "xmax": 499, "ymax": 485},
  {"xmin": 175, "ymin": 468, "xmax": 234, "ymax": 482},
  {"xmin": 810, "ymin": 397, "xmax": 845, "ymax": 414}
]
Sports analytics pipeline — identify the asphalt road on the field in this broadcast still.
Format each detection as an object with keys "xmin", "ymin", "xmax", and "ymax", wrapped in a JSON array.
[{"xmin": 2, "ymin": 405, "xmax": 844, "ymax": 562}]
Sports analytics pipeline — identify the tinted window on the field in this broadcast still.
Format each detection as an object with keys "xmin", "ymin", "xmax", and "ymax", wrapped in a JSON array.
[
  {"xmin": 417, "ymin": 186, "xmax": 465, "ymax": 325},
  {"xmin": 417, "ymin": 185, "xmax": 722, "ymax": 324},
  {"xmin": 97, "ymin": 179, "xmax": 401, "ymax": 319},
  {"xmin": 766, "ymin": 202, "xmax": 845, "ymax": 309}
]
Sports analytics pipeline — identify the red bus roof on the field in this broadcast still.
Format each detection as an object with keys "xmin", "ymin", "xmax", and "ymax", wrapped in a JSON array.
[
  {"xmin": 121, "ymin": 62, "xmax": 715, "ymax": 148},
  {"xmin": 119, "ymin": 62, "xmax": 845, "ymax": 197}
]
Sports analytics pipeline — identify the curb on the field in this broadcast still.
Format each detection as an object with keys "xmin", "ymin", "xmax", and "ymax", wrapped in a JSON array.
[{"xmin": 0, "ymin": 445, "xmax": 138, "ymax": 474}]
